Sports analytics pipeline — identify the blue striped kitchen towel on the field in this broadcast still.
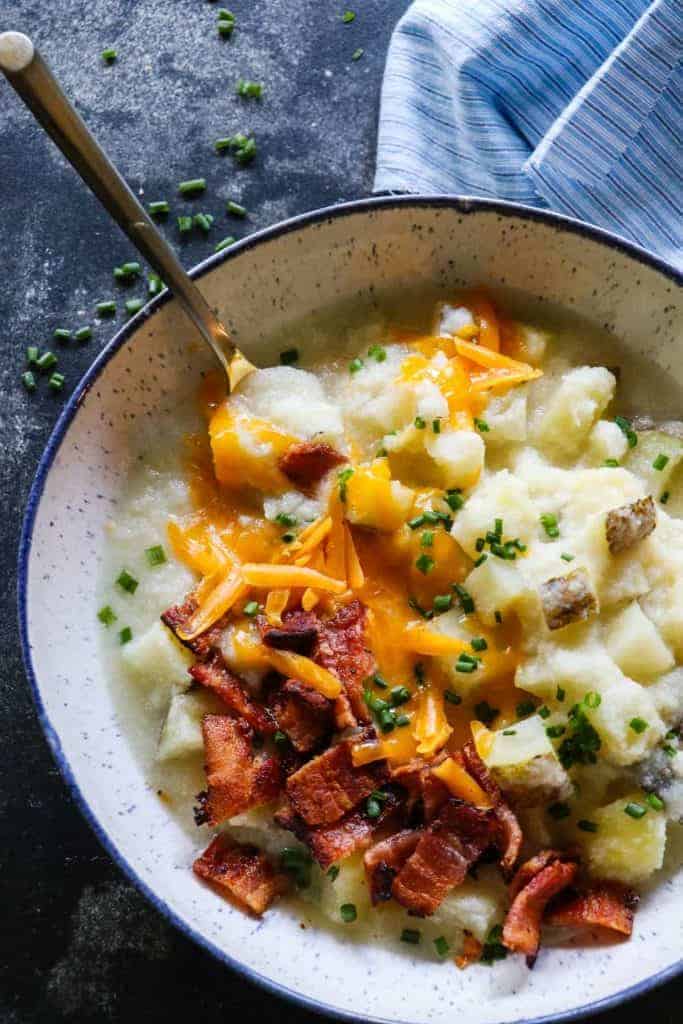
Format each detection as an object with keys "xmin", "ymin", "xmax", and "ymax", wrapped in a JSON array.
[{"xmin": 375, "ymin": 0, "xmax": 683, "ymax": 269}]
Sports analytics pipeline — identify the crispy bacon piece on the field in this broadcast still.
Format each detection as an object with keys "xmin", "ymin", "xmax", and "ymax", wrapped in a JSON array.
[
  {"xmin": 161, "ymin": 596, "xmax": 225, "ymax": 659},
  {"xmin": 193, "ymin": 835, "xmax": 288, "ymax": 915},
  {"xmin": 278, "ymin": 440, "xmax": 347, "ymax": 489},
  {"xmin": 462, "ymin": 742, "xmax": 522, "ymax": 877},
  {"xmin": 392, "ymin": 799, "xmax": 498, "ymax": 916},
  {"xmin": 390, "ymin": 757, "xmax": 449, "ymax": 823},
  {"xmin": 286, "ymin": 738, "xmax": 388, "ymax": 826},
  {"xmin": 508, "ymin": 848, "xmax": 572, "ymax": 899},
  {"xmin": 269, "ymin": 679, "xmax": 334, "ymax": 753},
  {"xmin": 316, "ymin": 600, "xmax": 374, "ymax": 725},
  {"xmin": 276, "ymin": 788, "xmax": 401, "ymax": 870},
  {"xmin": 190, "ymin": 653, "xmax": 276, "ymax": 734},
  {"xmin": 545, "ymin": 882, "xmax": 636, "ymax": 937},
  {"xmin": 259, "ymin": 609, "xmax": 319, "ymax": 656},
  {"xmin": 502, "ymin": 854, "xmax": 579, "ymax": 962},
  {"xmin": 201, "ymin": 715, "xmax": 281, "ymax": 825},
  {"xmin": 364, "ymin": 829, "xmax": 423, "ymax": 904}
]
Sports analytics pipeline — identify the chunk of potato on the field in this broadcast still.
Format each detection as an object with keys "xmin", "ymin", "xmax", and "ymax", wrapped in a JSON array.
[
  {"xmin": 121, "ymin": 620, "xmax": 193, "ymax": 705},
  {"xmin": 480, "ymin": 715, "xmax": 572, "ymax": 807},
  {"xmin": 465, "ymin": 558, "xmax": 538, "ymax": 627},
  {"xmin": 604, "ymin": 601, "xmax": 674, "ymax": 682},
  {"xmin": 235, "ymin": 366, "xmax": 344, "ymax": 442},
  {"xmin": 157, "ymin": 690, "xmax": 216, "ymax": 761},
  {"xmin": 535, "ymin": 366, "xmax": 616, "ymax": 457},
  {"xmin": 586, "ymin": 420, "xmax": 629, "ymax": 465},
  {"xmin": 430, "ymin": 867, "xmax": 507, "ymax": 942},
  {"xmin": 580, "ymin": 792, "xmax": 666, "ymax": 884},
  {"xmin": 451, "ymin": 469, "xmax": 537, "ymax": 559},
  {"xmin": 484, "ymin": 390, "xmax": 528, "ymax": 445},
  {"xmin": 425, "ymin": 429, "xmax": 485, "ymax": 489}
]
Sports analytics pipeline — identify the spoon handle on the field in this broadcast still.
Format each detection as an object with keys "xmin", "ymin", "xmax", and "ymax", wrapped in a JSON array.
[{"xmin": 0, "ymin": 32, "xmax": 238, "ymax": 381}]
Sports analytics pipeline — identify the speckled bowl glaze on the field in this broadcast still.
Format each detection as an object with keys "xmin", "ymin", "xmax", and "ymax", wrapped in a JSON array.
[{"xmin": 19, "ymin": 197, "xmax": 683, "ymax": 1024}]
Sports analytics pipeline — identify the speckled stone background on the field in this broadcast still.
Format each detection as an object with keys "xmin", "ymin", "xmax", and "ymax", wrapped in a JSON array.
[{"xmin": 0, "ymin": 2, "xmax": 680, "ymax": 1022}]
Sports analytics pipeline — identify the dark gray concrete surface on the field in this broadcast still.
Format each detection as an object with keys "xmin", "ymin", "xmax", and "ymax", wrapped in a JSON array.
[{"xmin": 0, "ymin": 2, "xmax": 679, "ymax": 1021}]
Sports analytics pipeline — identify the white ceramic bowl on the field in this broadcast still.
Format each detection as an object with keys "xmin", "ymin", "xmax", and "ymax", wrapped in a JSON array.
[{"xmin": 19, "ymin": 197, "xmax": 683, "ymax": 1024}]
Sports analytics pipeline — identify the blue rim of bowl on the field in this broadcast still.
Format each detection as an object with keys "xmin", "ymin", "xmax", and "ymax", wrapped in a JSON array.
[{"xmin": 17, "ymin": 195, "xmax": 682, "ymax": 1024}]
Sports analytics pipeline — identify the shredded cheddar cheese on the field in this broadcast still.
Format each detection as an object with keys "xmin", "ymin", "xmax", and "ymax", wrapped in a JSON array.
[
  {"xmin": 432, "ymin": 757, "xmax": 493, "ymax": 807},
  {"xmin": 265, "ymin": 649, "xmax": 342, "ymax": 699},
  {"xmin": 241, "ymin": 563, "xmax": 347, "ymax": 593}
]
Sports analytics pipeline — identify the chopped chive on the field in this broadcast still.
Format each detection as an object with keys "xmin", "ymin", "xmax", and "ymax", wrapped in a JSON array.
[
  {"xmin": 434, "ymin": 936, "xmax": 449, "ymax": 957},
  {"xmin": 125, "ymin": 298, "xmax": 143, "ymax": 317},
  {"xmin": 540, "ymin": 513, "xmax": 560, "ymax": 539},
  {"xmin": 338, "ymin": 467, "xmax": 354, "ymax": 503},
  {"xmin": 97, "ymin": 605, "xmax": 117, "ymax": 626},
  {"xmin": 74, "ymin": 326, "xmax": 92, "ymax": 342},
  {"xmin": 546, "ymin": 725, "xmax": 566, "ymax": 739},
  {"xmin": 556, "ymin": 686, "xmax": 566, "ymax": 702},
  {"xmin": 538, "ymin": 706, "xmax": 551, "ymax": 719},
  {"xmin": 395, "ymin": 713, "xmax": 410, "ymax": 727},
  {"xmin": 561, "ymin": 552, "xmax": 574, "ymax": 562},
  {"xmin": 178, "ymin": 178, "xmax": 207, "ymax": 196},
  {"xmin": 415, "ymin": 553, "xmax": 435, "ymax": 575},
  {"xmin": 516, "ymin": 700, "xmax": 536, "ymax": 719},
  {"xmin": 236, "ymin": 79, "xmax": 263, "ymax": 99},
  {"xmin": 96, "ymin": 300, "xmax": 116, "ymax": 317},
  {"xmin": 342, "ymin": 10, "xmax": 356, "ymax": 22},
  {"xmin": 147, "ymin": 274, "xmax": 163, "ymax": 296},
  {"xmin": 433, "ymin": 594, "xmax": 453, "ymax": 613},
  {"xmin": 502, "ymin": 729, "xmax": 516, "ymax": 736},
  {"xmin": 148, "ymin": 200, "xmax": 170, "ymax": 216},
  {"xmin": 193, "ymin": 212, "xmax": 214, "ymax": 233},
  {"xmin": 471, "ymin": 636, "xmax": 487, "ymax": 652},
  {"xmin": 445, "ymin": 489, "xmax": 464, "ymax": 512},
  {"xmin": 273, "ymin": 730, "xmax": 289, "ymax": 749},
  {"xmin": 400, "ymin": 928, "xmax": 421, "ymax": 945},
  {"xmin": 548, "ymin": 802, "xmax": 571, "ymax": 820},
  {"xmin": 119, "ymin": 626, "xmax": 132, "ymax": 645},
  {"xmin": 646, "ymin": 792, "xmax": 664, "ymax": 811},
  {"xmin": 218, "ymin": 18, "xmax": 235, "ymax": 36},
  {"xmin": 577, "ymin": 819, "xmax": 598, "ymax": 833},
  {"xmin": 584, "ymin": 691, "xmax": 601, "ymax": 709},
  {"xmin": 243, "ymin": 600, "xmax": 260, "ymax": 617},
  {"xmin": 432, "ymin": 418, "xmax": 441, "ymax": 434},
  {"xmin": 275, "ymin": 512, "xmax": 297, "ymax": 527},
  {"xmin": 349, "ymin": 357, "xmax": 364, "ymax": 374},
  {"xmin": 603, "ymin": 458, "xmax": 620, "ymax": 467},
  {"xmin": 48, "ymin": 372, "xmax": 65, "ymax": 391},
  {"xmin": 26, "ymin": 346, "xmax": 39, "ymax": 365},
  {"xmin": 624, "ymin": 802, "xmax": 647, "ymax": 820},
  {"xmin": 116, "ymin": 569, "xmax": 138, "ymax": 594},
  {"xmin": 214, "ymin": 235, "xmax": 236, "ymax": 253},
  {"xmin": 444, "ymin": 690, "xmax": 462, "ymax": 705},
  {"xmin": 661, "ymin": 491, "xmax": 670, "ymax": 504},
  {"xmin": 452, "ymin": 583, "xmax": 475, "ymax": 614},
  {"xmin": 36, "ymin": 350, "xmax": 58, "ymax": 371},
  {"xmin": 629, "ymin": 717, "xmax": 649, "ymax": 734},
  {"xmin": 368, "ymin": 343, "xmax": 386, "ymax": 362},
  {"xmin": 474, "ymin": 417, "xmax": 489, "ymax": 432},
  {"xmin": 420, "ymin": 530, "xmax": 434, "ymax": 548},
  {"xmin": 21, "ymin": 371, "xmax": 36, "ymax": 392},
  {"xmin": 390, "ymin": 686, "xmax": 411, "ymax": 707},
  {"xmin": 102, "ymin": 48, "xmax": 117, "ymax": 63},
  {"xmin": 53, "ymin": 328, "xmax": 71, "ymax": 343},
  {"xmin": 663, "ymin": 743, "xmax": 677, "ymax": 758},
  {"xmin": 414, "ymin": 416, "xmax": 426, "ymax": 429},
  {"xmin": 494, "ymin": 518, "xmax": 503, "ymax": 537},
  {"xmin": 351, "ymin": 47, "xmax": 364, "ymax": 60},
  {"xmin": 408, "ymin": 515, "xmax": 425, "ymax": 530},
  {"xmin": 279, "ymin": 347, "xmax": 299, "ymax": 365},
  {"xmin": 145, "ymin": 544, "xmax": 166, "ymax": 567},
  {"xmin": 653, "ymin": 453, "xmax": 670, "ymax": 471},
  {"xmin": 615, "ymin": 415, "xmax": 638, "ymax": 448},
  {"xmin": 121, "ymin": 261, "xmax": 141, "ymax": 276},
  {"xmin": 226, "ymin": 200, "xmax": 247, "ymax": 218},
  {"xmin": 177, "ymin": 215, "xmax": 193, "ymax": 234},
  {"xmin": 372, "ymin": 673, "xmax": 389, "ymax": 690},
  {"xmin": 408, "ymin": 596, "xmax": 433, "ymax": 620},
  {"xmin": 327, "ymin": 865, "xmax": 340, "ymax": 881},
  {"xmin": 340, "ymin": 903, "xmax": 357, "ymax": 923},
  {"xmin": 474, "ymin": 553, "xmax": 488, "ymax": 567},
  {"xmin": 455, "ymin": 657, "xmax": 476, "ymax": 675},
  {"xmin": 474, "ymin": 700, "xmax": 499, "ymax": 725}
]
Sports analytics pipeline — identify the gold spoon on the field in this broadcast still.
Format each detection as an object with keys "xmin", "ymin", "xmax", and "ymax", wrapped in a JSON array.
[{"xmin": 0, "ymin": 31, "xmax": 254, "ymax": 391}]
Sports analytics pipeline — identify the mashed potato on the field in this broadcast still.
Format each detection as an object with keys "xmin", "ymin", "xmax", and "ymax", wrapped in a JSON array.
[{"xmin": 99, "ymin": 295, "xmax": 682, "ymax": 960}]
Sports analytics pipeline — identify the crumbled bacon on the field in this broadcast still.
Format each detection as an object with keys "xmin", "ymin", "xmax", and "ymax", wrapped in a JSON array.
[
  {"xmin": 462, "ymin": 742, "xmax": 522, "ymax": 877},
  {"xmin": 259, "ymin": 609, "xmax": 319, "ymax": 655},
  {"xmin": 286, "ymin": 738, "xmax": 389, "ymax": 826},
  {"xmin": 200, "ymin": 715, "xmax": 281, "ymax": 825},
  {"xmin": 161, "ymin": 597, "xmax": 225, "ymax": 658},
  {"xmin": 364, "ymin": 829, "xmax": 422, "ymax": 904},
  {"xmin": 545, "ymin": 882, "xmax": 636, "ymax": 937},
  {"xmin": 390, "ymin": 756, "xmax": 449, "ymax": 823},
  {"xmin": 392, "ymin": 799, "xmax": 498, "ymax": 916},
  {"xmin": 190, "ymin": 653, "xmax": 276, "ymax": 735},
  {"xmin": 316, "ymin": 600, "xmax": 374, "ymax": 725},
  {"xmin": 502, "ymin": 853, "xmax": 579, "ymax": 962},
  {"xmin": 269, "ymin": 679, "xmax": 334, "ymax": 753},
  {"xmin": 278, "ymin": 441, "xmax": 347, "ymax": 489},
  {"xmin": 508, "ymin": 848, "xmax": 574, "ymax": 899},
  {"xmin": 193, "ymin": 835, "xmax": 288, "ymax": 915},
  {"xmin": 276, "ymin": 788, "xmax": 401, "ymax": 870}
]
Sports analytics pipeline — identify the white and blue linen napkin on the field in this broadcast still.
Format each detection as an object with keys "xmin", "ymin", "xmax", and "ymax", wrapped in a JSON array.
[{"xmin": 375, "ymin": 0, "xmax": 683, "ymax": 269}]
